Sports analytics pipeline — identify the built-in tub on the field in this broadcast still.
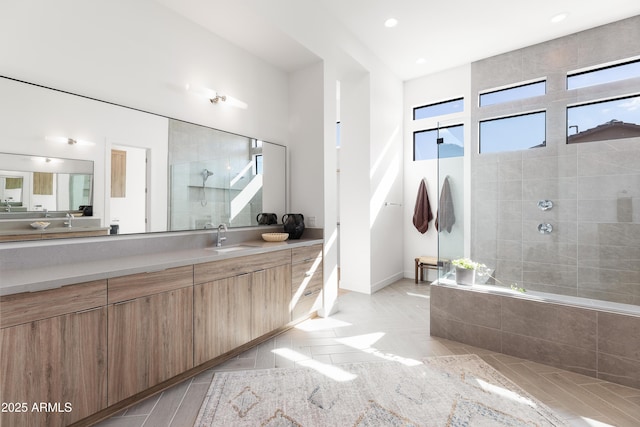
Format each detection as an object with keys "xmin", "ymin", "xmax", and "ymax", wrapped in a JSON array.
[{"xmin": 430, "ymin": 280, "xmax": 640, "ymax": 389}]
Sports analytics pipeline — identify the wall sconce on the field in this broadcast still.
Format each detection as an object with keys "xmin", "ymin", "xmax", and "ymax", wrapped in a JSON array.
[
  {"xmin": 186, "ymin": 83, "xmax": 248, "ymax": 109},
  {"xmin": 46, "ymin": 136, "xmax": 95, "ymax": 146}
]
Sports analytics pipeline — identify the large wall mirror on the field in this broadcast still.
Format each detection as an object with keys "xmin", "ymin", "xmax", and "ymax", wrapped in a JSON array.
[{"xmin": 0, "ymin": 76, "xmax": 287, "ymax": 240}]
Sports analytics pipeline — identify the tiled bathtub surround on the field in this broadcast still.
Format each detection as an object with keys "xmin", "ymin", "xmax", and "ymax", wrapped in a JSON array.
[
  {"xmin": 469, "ymin": 16, "xmax": 640, "ymax": 306},
  {"xmin": 430, "ymin": 284, "xmax": 640, "ymax": 389}
]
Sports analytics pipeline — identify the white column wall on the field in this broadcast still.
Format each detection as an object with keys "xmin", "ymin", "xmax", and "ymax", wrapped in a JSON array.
[
  {"xmin": 288, "ymin": 62, "xmax": 325, "ymax": 225},
  {"xmin": 339, "ymin": 72, "xmax": 372, "ymax": 293},
  {"xmin": 369, "ymin": 72, "xmax": 405, "ymax": 292}
]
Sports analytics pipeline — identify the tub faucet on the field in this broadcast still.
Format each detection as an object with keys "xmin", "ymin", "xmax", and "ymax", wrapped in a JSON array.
[{"xmin": 216, "ymin": 223, "xmax": 228, "ymax": 247}]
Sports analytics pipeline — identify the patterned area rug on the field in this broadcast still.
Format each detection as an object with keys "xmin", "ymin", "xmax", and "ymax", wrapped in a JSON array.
[{"xmin": 194, "ymin": 354, "xmax": 566, "ymax": 426}]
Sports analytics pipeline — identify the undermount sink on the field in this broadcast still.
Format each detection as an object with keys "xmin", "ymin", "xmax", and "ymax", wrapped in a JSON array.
[{"xmin": 207, "ymin": 244, "xmax": 257, "ymax": 254}]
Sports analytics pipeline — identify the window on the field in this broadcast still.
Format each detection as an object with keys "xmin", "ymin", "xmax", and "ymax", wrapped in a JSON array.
[
  {"xmin": 479, "ymin": 112, "xmax": 546, "ymax": 153},
  {"xmin": 414, "ymin": 124, "xmax": 464, "ymax": 160},
  {"xmin": 567, "ymin": 94, "xmax": 640, "ymax": 144},
  {"xmin": 413, "ymin": 98, "xmax": 463, "ymax": 120},
  {"xmin": 567, "ymin": 59, "xmax": 640, "ymax": 90},
  {"xmin": 479, "ymin": 81, "xmax": 546, "ymax": 107}
]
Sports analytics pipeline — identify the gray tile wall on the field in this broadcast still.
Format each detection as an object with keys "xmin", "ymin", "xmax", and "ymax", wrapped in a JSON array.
[
  {"xmin": 468, "ymin": 16, "xmax": 640, "ymax": 305},
  {"xmin": 430, "ymin": 284, "xmax": 640, "ymax": 389}
]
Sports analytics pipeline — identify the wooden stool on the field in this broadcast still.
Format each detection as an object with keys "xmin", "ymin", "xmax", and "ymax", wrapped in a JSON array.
[{"xmin": 414, "ymin": 256, "xmax": 441, "ymax": 283}]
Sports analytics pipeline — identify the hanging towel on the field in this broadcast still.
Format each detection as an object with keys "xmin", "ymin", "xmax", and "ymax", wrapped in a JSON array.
[
  {"xmin": 412, "ymin": 179, "xmax": 433, "ymax": 234},
  {"xmin": 435, "ymin": 176, "xmax": 455, "ymax": 233}
]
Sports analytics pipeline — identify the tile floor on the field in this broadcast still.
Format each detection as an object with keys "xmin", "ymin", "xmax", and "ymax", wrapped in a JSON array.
[{"xmin": 96, "ymin": 279, "xmax": 640, "ymax": 427}]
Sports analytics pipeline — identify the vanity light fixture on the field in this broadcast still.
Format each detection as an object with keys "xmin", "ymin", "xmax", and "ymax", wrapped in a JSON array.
[
  {"xmin": 186, "ymin": 83, "xmax": 248, "ymax": 109},
  {"xmin": 46, "ymin": 136, "xmax": 95, "ymax": 146},
  {"xmin": 31, "ymin": 156, "xmax": 62, "ymax": 164}
]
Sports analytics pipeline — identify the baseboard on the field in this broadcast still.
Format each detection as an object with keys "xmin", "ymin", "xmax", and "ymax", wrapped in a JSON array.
[{"xmin": 371, "ymin": 271, "xmax": 404, "ymax": 293}]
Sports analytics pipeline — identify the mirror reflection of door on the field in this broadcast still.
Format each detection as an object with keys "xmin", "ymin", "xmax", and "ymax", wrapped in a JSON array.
[{"xmin": 110, "ymin": 146, "xmax": 148, "ymax": 234}]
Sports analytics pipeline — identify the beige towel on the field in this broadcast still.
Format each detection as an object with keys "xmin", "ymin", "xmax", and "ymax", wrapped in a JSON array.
[{"xmin": 435, "ymin": 176, "xmax": 455, "ymax": 233}]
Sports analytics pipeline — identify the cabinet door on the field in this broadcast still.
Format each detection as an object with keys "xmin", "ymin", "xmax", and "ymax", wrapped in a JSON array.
[
  {"xmin": 0, "ymin": 307, "xmax": 107, "ymax": 427},
  {"xmin": 107, "ymin": 287, "xmax": 193, "ymax": 405},
  {"xmin": 194, "ymin": 274, "xmax": 252, "ymax": 365},
  {"xmin": 251, "ymin": 264, "xmax": 291, "ymax": 339}
]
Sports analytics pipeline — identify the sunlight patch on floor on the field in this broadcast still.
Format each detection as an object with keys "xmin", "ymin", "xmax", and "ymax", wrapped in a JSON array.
[
  {"xmin": 272, "ymin": 347, "xmax": 357, "ymax": 382},
  {"xmin": 474, "ymin": 378, "xmax": 537, "ymax": 407},
  {"xmin": 336, "ymin": 332, "xmax": 422, "ymax": 366},
  {"xmin": 579, "ymin": 418, "xmax": 615, "ymax": 426},
  {"xmin": 335, "ymin": 332, "xmax": 385, "ymax": 349},
  {"xmin": 406, "ymin": 292, "xmax": 430, "ymax": 299}
]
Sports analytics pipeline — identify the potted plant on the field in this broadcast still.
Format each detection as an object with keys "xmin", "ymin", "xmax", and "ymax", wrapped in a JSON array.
[{"xmin": 451, "ymin": 258, "xmax": 486, "ymax": 285}]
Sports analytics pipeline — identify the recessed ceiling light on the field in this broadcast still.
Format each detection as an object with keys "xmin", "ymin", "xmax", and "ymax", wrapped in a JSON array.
[
  {"xmin": 416, "ymin": 58, "xmax": 427, "ymax": 65},
  {"xmin": 551, "ymin": 13, "xmax": 568, "ymax": 23},
  {"xmin": 384, "ymin": 18, "xmax": 398, "ymax": 28}
]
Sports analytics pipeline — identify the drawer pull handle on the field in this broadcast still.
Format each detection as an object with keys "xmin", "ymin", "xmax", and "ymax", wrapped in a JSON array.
[
  {"xmin": 305, "ymin": 272, "xmax": 312, "ymax": 277},
  {"xmin": 303, "ymin": 291, "xmax": 314, "ymax": 297}
]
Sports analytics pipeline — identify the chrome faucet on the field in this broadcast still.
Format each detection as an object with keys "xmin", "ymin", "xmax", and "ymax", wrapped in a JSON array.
[
  {"xmin": 216, "ymin": 223, "xmax": 228, "ymax": 247},
  {"xmin": 65, "ymin": 212, "xmax": 73, "ymax": 227}
]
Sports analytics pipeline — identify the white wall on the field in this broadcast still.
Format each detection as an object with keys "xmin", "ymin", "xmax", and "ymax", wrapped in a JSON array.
[
  {"xmin": 403, "ymin": 65, "xmax": 471, "ymax": 280},
  {"xmin": 0, "ymin": 0, "xmax": 290, "ymax": 154}
]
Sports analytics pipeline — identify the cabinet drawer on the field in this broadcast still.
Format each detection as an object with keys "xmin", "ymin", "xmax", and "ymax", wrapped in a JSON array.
[
  {"xmin": 292, "ymin": 244, "xmax": 322, "ymax": 264},
  {"xmin": 292, "ymin": 262, "xmax": 323, "ymax": 296},
  {"xmin": 108, "ymin": 265, "xmax": 193, "ymax": 304},
  {"xmin": 194, "ymin": 249, "xmax": 291, "ymax": 284},
  {"xmin": 291, "ymin": 287, "xmax": 321, "ymax": 320},
  {"xmin": 0, "ymin": 280, "xmax": 107, "ymax": 328}
]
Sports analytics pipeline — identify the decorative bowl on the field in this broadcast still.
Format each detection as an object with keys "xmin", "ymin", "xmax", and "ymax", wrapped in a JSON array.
[
  {"xmin": 261, "ymin": 232, "xmax": 289, "ymax": 242},
  {"xmin": 30, "ymin": 221, "xmax": 51, "ymax": 230}
]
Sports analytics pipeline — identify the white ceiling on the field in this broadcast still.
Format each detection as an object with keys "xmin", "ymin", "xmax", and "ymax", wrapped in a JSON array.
[{"xmin": 156, "ymin": 0, "xmax": 640, "ymax": 81}]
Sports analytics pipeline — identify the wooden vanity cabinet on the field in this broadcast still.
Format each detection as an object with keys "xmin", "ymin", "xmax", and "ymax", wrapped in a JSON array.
[
  {"xmin": 193, "ymin": 250, "xmax": 292, "ymax": 365},
  {"xmin": 106, "ymin": 266, "xmax": 193, "ymax": 405},
  {"xmin": 0, "ymin": 280, "xmax": 108, "ymax": 427},
  {"xmin": 194, "ymin": 273, "xmax": 252, "ymax": 365},
  {"xmin": 251, "ymin": 263, "xmax": 292, "ymax": 339},
  {"xmin": 291, "ymin": 244, "xmax": 323, "ymax": 321}
]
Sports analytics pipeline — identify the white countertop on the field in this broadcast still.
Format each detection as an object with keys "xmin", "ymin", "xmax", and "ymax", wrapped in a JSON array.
[{"xmin": 0, "ymin": 238, "xmax": 322, "ymax": 296}]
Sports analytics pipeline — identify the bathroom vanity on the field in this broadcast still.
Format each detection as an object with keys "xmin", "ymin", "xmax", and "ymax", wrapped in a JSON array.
[{"xmin": 0, "ymin": 231, "xmax": 323, "ymax": 427}]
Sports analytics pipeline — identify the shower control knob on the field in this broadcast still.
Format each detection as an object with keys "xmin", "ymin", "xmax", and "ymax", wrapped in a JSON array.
[
  {"xmin": 537, "ymin": 200, "xmax": 553, "ymax": 211},
  {"xmin": 538, "ymin": 223, "xmax": 553, "ymax": 234}
]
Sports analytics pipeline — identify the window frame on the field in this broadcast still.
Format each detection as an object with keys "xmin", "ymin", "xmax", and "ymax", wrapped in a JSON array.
[
  {"xmin": 413, "ymin": 97, "xmax": 464, "ymax": 120},
  {"xmin": 479, "ymin": 80, "xmax": 546, "ymax": 107},
  {"xmin": 567, "ymin": 58, "xmax": 640, "ymax": 90}
]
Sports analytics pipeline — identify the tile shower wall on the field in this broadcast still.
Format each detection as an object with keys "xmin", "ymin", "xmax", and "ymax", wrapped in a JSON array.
[{"xmin": 469, "ymin": 16, "xmax": 640, "ymax": 305}]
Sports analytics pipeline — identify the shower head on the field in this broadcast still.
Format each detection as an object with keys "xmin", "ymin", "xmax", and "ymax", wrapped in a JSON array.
[{"xmin": 201, "ymin": 169, "xmax": 214, "ymax": 182}]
